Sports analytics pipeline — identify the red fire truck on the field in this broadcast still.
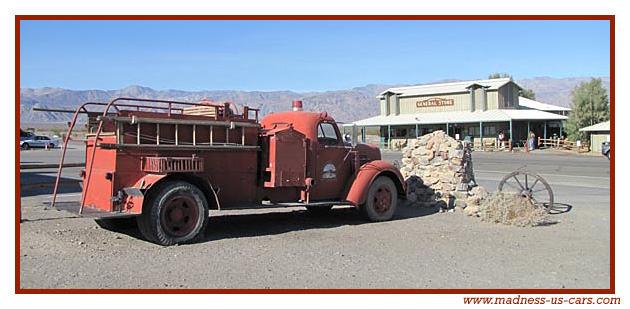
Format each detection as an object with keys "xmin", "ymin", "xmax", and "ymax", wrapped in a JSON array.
[{"xmin": 51, "ymin": 98, "xmax": 405, "ymax": 245}]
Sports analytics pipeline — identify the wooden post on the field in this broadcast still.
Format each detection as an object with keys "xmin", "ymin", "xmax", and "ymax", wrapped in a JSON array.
[
  {"xmin": 479, "ymin": 121, "xmax": 483, "ymax": 151},
  {"xmin": 362, "ymin": 127, "xmax": 366, "ymax": 143},
  {"xmin": 116, "ymin": 121, "xmax": 122, "ymax": 144},
  {"xmin": 241, "ymin": 127, "xmax": 245, "ymax": 145},
  {"xmin": 387, "ymin": 125, "xmax": 391, "ymax": 150},
  {"xmin": 193, "ymin": 124, "xmax": 196, "ymax": 146}
]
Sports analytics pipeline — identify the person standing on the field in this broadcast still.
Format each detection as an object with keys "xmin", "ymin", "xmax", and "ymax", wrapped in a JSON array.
[
  {"xmin": 528, "ymin": 131, "xmax": 536, "ymax": 150},
  {"xmin": 498, "ymin": 131, "xmax": 505, "ymax": 149}
]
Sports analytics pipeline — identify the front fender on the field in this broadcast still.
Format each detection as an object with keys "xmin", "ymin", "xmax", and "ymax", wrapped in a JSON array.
[{"xmin": 344, "ymin": 160, "xmax": 406, "ymax": 206}]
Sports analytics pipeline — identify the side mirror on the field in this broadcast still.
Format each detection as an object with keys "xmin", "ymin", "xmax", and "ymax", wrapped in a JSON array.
[{"xmin": 344, "ymin": 134, "xmax": 351, "ymax": 142}]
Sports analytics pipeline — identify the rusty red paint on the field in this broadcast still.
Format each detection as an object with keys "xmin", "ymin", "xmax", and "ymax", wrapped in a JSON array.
[
  {"xmin": 53, "ymin": 98, "xmax": 405, "ymax": 218},
  {"xmin": 345, "ymin": 160, "xmax": 405, "ymax": 206}
]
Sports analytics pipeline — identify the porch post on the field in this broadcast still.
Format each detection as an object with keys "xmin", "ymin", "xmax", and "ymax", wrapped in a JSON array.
[
  {"xmin": 527, "ymin": 120, "xmax": 531, "ymax": 136},
  {"xmin": 362, "ymin": 127, "xmax": 366, "ymax": 143},
  {"xmin": 388, "ymin": 125, "xmax": 391, "ymax": 149},
  {"xmin": 544, "ymin": 121, "xmax": 547, "ymax": 139},
  {"xmin": 446, "ymin": 122, "xmax": 449, "ymax": 136},
  {"xmin": 509, "ymin": 119, "xmax": 513, "ymax": 142},
  {"xmin": 415, "ymin": 123, "xmax": 419, "ymax": 138}
]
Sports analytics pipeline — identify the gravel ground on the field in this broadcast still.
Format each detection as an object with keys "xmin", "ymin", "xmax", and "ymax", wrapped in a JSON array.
[{"xmin": 19, "ymin": 150, "xmax": 611, "ymax": 290}]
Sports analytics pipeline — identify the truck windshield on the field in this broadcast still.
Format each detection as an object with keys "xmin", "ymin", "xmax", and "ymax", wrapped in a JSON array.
[{"xmin": 317, "ymin": 122, "xmax": 339, "ymax": 145}]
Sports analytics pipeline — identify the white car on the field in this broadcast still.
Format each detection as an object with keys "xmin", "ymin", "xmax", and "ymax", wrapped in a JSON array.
[{"xmin": 20, "ymin": 135, "xmax": 59, "ymax": 149}]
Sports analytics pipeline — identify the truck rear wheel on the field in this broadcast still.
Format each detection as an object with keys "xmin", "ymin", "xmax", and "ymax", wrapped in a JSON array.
[
  {"xmin": 360, "ymin": 176, "xmax": 398, "ymax": 222},
  {"xmin": 137, "ymin": 181, "xmax": 209, "ymax": 246}
]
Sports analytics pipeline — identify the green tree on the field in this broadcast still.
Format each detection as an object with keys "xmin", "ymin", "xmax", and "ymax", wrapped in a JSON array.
[
  {"xmin": 565, "ymin": 78, "xmax": 609, "ymax": 141},
  {"xmin": 519, "ymin": 88, "xmax": 536, "ymax": 100},
  {"xmin": 488, "ymin": 73, "xmax": 512, "ymax": 79}
]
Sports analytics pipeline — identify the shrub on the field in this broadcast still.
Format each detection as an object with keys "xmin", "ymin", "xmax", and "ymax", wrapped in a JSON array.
[{"xmin": 479, "ymin": 192, "xmax": 548, "ymax": 227}]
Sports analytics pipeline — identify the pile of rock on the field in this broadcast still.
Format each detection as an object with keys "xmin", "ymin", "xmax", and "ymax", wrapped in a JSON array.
[
  {"xmin": 463, "ymin": 186, "xmax": 489, "ymax": 215},
  {"xmin": 400, "ymin": 130, "xmax": 485, "ymax": 210}
]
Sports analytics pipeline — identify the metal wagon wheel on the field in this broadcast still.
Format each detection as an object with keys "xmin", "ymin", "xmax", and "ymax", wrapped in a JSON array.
[{"xmin": 498, "ymin": 171, "xmax": 554, "ymax": 212}]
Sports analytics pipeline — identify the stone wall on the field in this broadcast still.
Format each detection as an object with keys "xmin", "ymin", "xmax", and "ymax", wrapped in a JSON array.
[{"xmin": 400, "ymin": 130, "xmax": 481, "ymax": 210}]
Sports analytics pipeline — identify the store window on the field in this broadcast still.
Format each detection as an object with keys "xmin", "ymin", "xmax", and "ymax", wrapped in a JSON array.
[{"xmin": 483, "ymin": 126, "xmax": 497, "ymax": 136}]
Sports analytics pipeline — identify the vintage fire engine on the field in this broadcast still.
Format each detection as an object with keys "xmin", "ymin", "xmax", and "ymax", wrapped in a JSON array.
[{"xmin": 51, "ymin": 98, "xmax": 405, "ymax": 245}]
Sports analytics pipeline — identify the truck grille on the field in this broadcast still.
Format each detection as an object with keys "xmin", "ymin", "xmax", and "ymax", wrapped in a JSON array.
[{"xmin": 142, "ymin": 156, "xmax": 204, "ymax": 173}]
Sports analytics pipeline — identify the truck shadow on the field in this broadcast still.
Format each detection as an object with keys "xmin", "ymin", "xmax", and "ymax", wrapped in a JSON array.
[
  {"xmin": 20, "ymin": 172, "xmax": 82, "ymax": 197},
  {"xmin": 93, "ymin": 205, "xmax": 439, "ymax": 244},
  {"xmin": 201, "ymin": 205, "xmax": 438, "ymax": 242}
]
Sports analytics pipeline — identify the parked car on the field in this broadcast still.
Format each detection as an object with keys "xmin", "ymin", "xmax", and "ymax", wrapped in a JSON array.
[
  {"xmin": 20, "ymin": 135, "xmax": 59, "ymax": 149},
  {"xmin": 601, "ymin": 141, "xmax": 611, "ymax": 160}
]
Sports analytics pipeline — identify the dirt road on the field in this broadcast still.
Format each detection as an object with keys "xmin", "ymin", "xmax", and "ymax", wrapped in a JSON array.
[{"xmin": 19, "ymin": 151, "xmax": 611, "ymax": 289}]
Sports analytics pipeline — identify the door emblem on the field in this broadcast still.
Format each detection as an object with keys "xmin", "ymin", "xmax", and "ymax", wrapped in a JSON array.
[{"xmin": 322, "ymin": 163, "xmax": 337, "ymax": 179}]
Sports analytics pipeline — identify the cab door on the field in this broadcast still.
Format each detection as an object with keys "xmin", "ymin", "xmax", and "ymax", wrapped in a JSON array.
[{"xmin": 310, "ymin": 121, "xmax": 353, "ymax": 201}]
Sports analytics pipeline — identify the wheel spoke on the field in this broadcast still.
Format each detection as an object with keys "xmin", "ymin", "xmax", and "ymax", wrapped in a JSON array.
[
  {"xmin": 512, "ymin": 175, "xmax": 526, "ymax": 191},
  {"xmin": 530, "ymin": 178, "xmax": 540, "ymax": 191},
  {"xmin": 525, "ymin": 173, "xmax": 528, "ymax": 190}
]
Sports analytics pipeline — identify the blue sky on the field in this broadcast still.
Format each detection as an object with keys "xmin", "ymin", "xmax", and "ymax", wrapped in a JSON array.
[{"xmin": 19, "ymin": 20, "xmax": 610, "ymax": 92}]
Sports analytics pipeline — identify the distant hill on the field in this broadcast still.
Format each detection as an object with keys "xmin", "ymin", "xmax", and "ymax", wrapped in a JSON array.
[
  {"xmin": 516, "ymin": 76, "xmax": 610, "ymax": 108},
  {"xmin": 20, "ymin": 76, "xmax": 609, "ymax": 125}
]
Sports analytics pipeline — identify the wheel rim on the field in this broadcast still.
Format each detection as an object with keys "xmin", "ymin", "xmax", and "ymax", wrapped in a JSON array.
[
  {"xmin": 160, "ymin": 195, "xmax": 199, "ymax": 237},
  {"xmin": 373, "ymin": 185, "xmax": 393, "ymax": 214},
  {"xmin": 498, "ymin": 171, "xmax": 553, "ymax": 211}
]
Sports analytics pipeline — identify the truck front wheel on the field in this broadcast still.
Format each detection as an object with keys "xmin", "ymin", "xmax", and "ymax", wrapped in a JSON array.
[
  {"xmin": 360, "ymin": 176, "xmax": 398, "ymax": 222},
  {"xmin": 137, "ymin": 181, "xmax": 209, "ymax": 246}
]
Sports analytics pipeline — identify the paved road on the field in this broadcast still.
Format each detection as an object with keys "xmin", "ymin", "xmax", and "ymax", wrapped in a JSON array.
[
  {"xmin": 19, "ymin": 148, "xmax": 611, "ymax": 289},
  {"xmin": 20, "ymin": 141, "xmax": 84, "ymax": 196},
  {"xmin": 383, "ymin": 149, "xmax": 611, "ymax": 190}
]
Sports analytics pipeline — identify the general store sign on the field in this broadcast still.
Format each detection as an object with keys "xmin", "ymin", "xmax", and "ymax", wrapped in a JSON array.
[{"xmin": 416, "ymin": 97, "xmax": 454, "ymax": 108}]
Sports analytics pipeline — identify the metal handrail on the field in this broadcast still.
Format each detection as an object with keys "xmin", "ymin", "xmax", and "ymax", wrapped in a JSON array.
[{"xmin": 50, "ymin": 97, "xmax": 242, "ymax": 211}]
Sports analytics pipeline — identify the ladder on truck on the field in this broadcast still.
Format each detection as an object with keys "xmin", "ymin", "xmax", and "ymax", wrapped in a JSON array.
[{"xmin": 46, "ymin": 97, "xmax": 260, "ymax": 213}]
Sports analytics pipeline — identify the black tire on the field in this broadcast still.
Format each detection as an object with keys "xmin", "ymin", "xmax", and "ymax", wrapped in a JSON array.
[
  {"xmin": 305, "ymin": 205, "xmax": 333, "ymax": 215},
  {"xmin": 360, "ymin": 176, "xmax": 398, "ymax": 222},
  {"xmin": 137, "ymin": 181, "xmax": 209, "ymax": 246},
  {"xmin": 95, "ymin": 217, "xmax": 138, "ymax": 231},
  {"xmin": 21, "ymin": 143, "xmax": 29, "ymax": 150}
]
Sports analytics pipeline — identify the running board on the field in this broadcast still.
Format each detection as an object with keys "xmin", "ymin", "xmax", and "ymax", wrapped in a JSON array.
[
  {"xmin": 48, "ymin": 201, "xmax": 139, "ymax": 219},
  {"xmin": 222, "ymin": 201, "xmax": 355, "ymax": 210}
]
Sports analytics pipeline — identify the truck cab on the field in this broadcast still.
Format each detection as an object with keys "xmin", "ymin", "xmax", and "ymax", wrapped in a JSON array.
[{"xmin": 259, "ymin": 102, "xmax": 405, "ymax": 219}]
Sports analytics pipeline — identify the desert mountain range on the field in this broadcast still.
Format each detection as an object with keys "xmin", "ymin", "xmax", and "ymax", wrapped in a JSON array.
[{"xmin": 20, "ymin": 76, "xmax": 610, "ymax": 125}]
